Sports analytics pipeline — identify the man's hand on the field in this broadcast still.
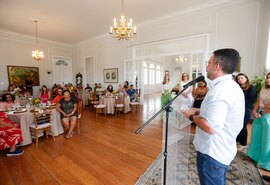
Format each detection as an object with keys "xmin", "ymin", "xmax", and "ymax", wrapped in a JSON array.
[{"xmin": 180, "ymin": 108, "xmax": 195, "ymax": 119}]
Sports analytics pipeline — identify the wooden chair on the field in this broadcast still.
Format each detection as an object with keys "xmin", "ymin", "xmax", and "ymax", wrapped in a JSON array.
[
  {"xmin": 30, "ymin": 106, "xmax": 55, "ymax": 148},
  {"xmin": 89, "ymin": 92, "xmax": 99, "ymax": 109},
  {"xmin": 94, "ymin": 96, "xmax": 106, "ymax": 117},
  {"xmin": 77, "ymin": 99, "xmax": 83, "ymax": 135},
  {"xmin": 114, "ymin": 96, "xmax": 125, "ymax": 116}
]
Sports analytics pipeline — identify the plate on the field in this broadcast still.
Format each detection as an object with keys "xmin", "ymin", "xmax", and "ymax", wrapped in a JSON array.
[{"xmin": 14, "ymin": 108, "xmax": 27, "ymax": 113}]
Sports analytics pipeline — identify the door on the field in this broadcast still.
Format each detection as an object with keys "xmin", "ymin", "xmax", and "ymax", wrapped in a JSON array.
[{"xmin": 53, "ymin": 56, "xmax": 73, "ymax": 85}]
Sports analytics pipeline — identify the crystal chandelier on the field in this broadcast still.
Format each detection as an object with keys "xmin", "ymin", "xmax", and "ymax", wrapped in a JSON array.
[
  {"xmin": 32, "ymin": 20, "xmax": 44, "ymax": 61},
  {"xmin": 109, "ymin": 0, "xmax": 136, "ymax": 40}
]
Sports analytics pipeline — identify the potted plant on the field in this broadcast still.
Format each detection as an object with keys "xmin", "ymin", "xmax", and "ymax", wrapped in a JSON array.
[{"xmin": 251, "ymin": 68, "xmax": 267, "ymax": 96}]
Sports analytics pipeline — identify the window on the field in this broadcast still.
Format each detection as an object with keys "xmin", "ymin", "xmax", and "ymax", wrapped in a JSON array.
[
  {"xmin": 149, "ymin": 64, "xmax": 155, "ymax": 85},
  {"xmin": 143, "ymin": 62, "xmax": 148, "ymax": 85},
  {"xmin": 156, "ymin": 65, "xmax": 161, "ymax": 83}
]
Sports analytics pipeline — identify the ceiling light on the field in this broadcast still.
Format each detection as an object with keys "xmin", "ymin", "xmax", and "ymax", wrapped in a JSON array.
[
  {"xmin": 109, "ymin": 0, "xmax": 136, "ymax": 40},
  {"xmin": 175, "ymin": 56, "xmax": 188, "ymax": 64},
  {"xmin": 32, "ymin": 20, "xmax": 44, "ymax": 61}
]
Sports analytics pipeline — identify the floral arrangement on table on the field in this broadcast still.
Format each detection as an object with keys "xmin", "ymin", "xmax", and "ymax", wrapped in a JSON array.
[{"xmin": 31, "ymin": 98, "xmax": 41, "ymax": 106}]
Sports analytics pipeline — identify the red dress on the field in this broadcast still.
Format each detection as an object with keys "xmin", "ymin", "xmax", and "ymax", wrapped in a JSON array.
[{"xmin": 0, "ymin": 112, "xmax": 23, "ymax": 150}]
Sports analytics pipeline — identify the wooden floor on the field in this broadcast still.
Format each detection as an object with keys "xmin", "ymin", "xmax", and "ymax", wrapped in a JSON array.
[
  {"xmin": 0, "ymin": 93, "xmax": 269, "ymax": 185},
  {"xmin": 0, "ymin": 94, "xmax": 164, "ymax": 185}
]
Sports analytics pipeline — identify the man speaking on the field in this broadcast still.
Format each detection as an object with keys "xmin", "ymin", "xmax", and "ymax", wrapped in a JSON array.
[{"xmin": 182, "ymin": 48, "xmax": 244, "ymax": 185}]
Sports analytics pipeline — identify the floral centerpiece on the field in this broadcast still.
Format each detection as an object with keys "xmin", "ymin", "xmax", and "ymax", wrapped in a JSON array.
[{"xmin": 31, "ymin": 98, "xmax": 41, "ymax": 106}]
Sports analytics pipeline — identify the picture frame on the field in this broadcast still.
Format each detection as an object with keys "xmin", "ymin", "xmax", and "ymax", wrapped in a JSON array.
[
  {"xmin": 7, "ymin": 65, "xmax": 40, "ymax": 86},
  {"xmin": 103, "ymin": 68, "xmax": 118, "ymax": 83}
]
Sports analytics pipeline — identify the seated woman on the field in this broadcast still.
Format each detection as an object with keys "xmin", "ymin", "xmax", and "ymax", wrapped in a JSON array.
[
  {"xmin": 0, "ymin": 112, "xmax": 24, "ymax": 156},
  {"xmin": 106, "ymin": 85, "xmax": 114, "ymax": 94},
  {"xmin": 193, "ymin": 80, "xmax": 208, "ymax": 108},
  {"xmin": 246, "ymin": 72, "xmax": 270, "ymax": 171},
  {"xmin": 0, "ymin": 93, "xmax": 15, "ymax": 110},
  {"xmin": 56, "ymin": 90, "xmax": 78, "ymax": 139},
  {"xmin": 124, "ymin": 81, "xmax": 130, "ymax": 91},
  {"xmin": 52, "ymin": 88, "xmax": 63, "ymax": 104},
  {"xmin": 39, "ymin": 85, "xmax": 51, "ymax": 104}
]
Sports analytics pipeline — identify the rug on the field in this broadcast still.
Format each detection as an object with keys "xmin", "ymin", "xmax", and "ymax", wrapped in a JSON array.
[{"xmin": 136, "ymin": 135, "xmax": 264, "ymax": 185}]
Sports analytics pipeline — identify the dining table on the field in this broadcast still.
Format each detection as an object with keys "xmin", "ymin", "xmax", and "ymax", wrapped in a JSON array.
[
  {"xmin": 7, "ymin": 108, "xmax": 64, "ymax": 146},
  {"xmin": 99, "ymin": 95, "xmax": 131, "ymax": 114},
  {"xmin": 78, "ymin": 92, "xmax": 90, "ymax": 108}
]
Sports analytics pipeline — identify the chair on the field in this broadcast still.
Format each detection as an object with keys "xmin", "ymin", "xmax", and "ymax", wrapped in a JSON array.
[
  {"xmin": 77, "ymin": 99, "xmax": 83, "ymax": 135},
  {"xmin": 94, "ymin": 96, "xmax": 106, "ymax": 117},
  {"xmin": 30, "ymin": 106, "xmax": 55, "ymax": 148},
  {"xmin": 129, "ymin": 93, "xmax": 140, "ymax": 113},
  {"xmin": 89, "ymin": 92, "xmax": 99, "ymax": 109},
  {"xmin": 115, "ymin": 96, "xmax": 125, "ymax": 116}
]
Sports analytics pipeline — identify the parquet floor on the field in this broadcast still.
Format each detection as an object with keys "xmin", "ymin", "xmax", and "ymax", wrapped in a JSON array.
[{"xmin": 0, "ymin": 93, "xmax": 269, "ymax": 185}]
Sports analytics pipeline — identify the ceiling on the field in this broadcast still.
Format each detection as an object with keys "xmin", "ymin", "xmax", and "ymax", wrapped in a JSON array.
[{"xmin": 0, "ymin": 0, "xmax": 222, "ymax": 44}]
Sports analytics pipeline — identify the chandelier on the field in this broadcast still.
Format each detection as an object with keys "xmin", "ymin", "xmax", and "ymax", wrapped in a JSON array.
[
  {"xmin": 175, "ymin": 56, "xmax": 188, "ymax": 64},
  {"xmin": 32, "ymin": 20, "xmax": 44, "ymax": 61},
  {"xmin": 109, "ymin": 0, "xmax": 136, "ymax": 40}
]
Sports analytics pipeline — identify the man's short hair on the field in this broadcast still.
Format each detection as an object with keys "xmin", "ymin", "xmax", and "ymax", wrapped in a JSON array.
[{"xmin": 213, "ymin": 48, "xmax": 241, "ymax": 74}]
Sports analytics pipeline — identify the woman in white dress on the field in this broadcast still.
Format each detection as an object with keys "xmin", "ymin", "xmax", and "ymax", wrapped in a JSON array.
[{"xmin": 179, "ymin": 73, "xmax": 194, "ymax": 109}]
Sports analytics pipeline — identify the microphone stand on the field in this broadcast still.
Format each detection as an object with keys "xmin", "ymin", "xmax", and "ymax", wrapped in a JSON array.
[{"xmin": 135, "ymin": 86, "xmax": 190, "ymax": 185}]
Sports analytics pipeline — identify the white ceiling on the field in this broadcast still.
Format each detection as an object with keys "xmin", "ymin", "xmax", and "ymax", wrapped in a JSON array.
[{"xmin": 0, "ymin": 0, "xmax": 224, "ymax": 44}]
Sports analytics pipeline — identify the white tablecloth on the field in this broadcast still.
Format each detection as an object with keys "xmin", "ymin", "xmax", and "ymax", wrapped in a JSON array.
[
  {"xmin": 99, "ymin": 96, "xmax": 131, "ymax": 114},
  {"xmin": 7, "ymin": 109, "xmax": 64, "ymax": 146},
  {"xmin": 78, "ymin": 92, "xmax": 90, "ymax": 107}
]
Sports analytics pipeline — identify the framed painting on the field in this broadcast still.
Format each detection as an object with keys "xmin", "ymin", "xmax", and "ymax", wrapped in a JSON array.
[
  {"xmin": 103, "ymin": 68, "xmax": 118, "ymax": 83},
  {"xmin": 7, "ymin": 65, "xmax": 40, "ymax": 86}
]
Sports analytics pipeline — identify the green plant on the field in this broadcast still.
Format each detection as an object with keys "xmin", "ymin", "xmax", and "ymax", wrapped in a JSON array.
[{"xmin": 251, "ymin": 68, "xmax": 267, "ymax": 95}]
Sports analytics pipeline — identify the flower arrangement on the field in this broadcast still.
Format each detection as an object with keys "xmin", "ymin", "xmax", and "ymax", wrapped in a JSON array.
[{"xmin": 31, "ymin": 98, "xmax": 41, "ymax": 106}]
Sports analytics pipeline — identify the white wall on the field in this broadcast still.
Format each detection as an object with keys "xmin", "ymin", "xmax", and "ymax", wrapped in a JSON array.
[
  {"xmin": 73, "ymin": 0, "xmax": 269, "ymax": 94},
  {"xmin": 73, "ymin": 37, "xmax": 129, "ymax": 90},
  {"xmin": 0, "ymin": 31, "xmax": 72, "ymax": 93}
]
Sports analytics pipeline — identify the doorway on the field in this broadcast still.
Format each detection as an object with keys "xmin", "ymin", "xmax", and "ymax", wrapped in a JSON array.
[{"xmin": 84, "ymin": 57, "xmax": 95, "ymax": 86}]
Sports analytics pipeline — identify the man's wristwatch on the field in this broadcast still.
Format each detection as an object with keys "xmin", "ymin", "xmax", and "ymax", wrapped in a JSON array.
[{"xmin": 189, "ymin": 114, "xmax": 194, "ymax": 122}]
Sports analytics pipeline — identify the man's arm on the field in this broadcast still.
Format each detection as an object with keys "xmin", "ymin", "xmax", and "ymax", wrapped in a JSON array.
[{"xmin": 193, "ymin": 116, "xmax": 216, "ymax": 134}]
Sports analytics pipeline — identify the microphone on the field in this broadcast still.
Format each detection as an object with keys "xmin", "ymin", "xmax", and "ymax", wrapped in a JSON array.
[{"xmin": 183, "ymin": 76, "xmax": 205, "ymax": 89}]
